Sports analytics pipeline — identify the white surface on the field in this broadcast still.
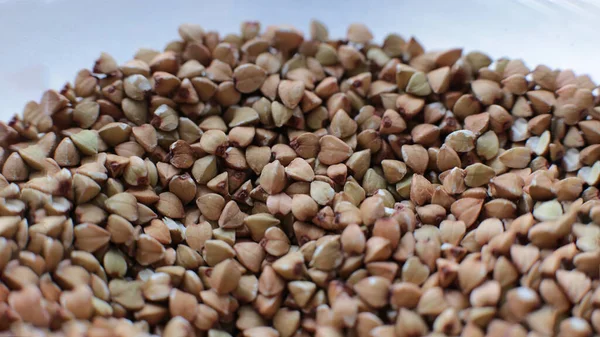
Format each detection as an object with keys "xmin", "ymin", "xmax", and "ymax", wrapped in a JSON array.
[{"xmin": 0, "ymin": 0, "xmax": 599, "ymax": 121}]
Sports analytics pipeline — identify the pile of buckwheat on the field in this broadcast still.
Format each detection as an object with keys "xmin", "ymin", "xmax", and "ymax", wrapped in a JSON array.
[{"xmin": 0, "ymin": 20, "xmax": 599, "ymax": 337}]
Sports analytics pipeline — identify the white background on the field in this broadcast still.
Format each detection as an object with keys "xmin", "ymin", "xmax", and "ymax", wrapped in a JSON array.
[{"xmin": 0, "ymin": 0, "xmax": 598, "ymax": 121}]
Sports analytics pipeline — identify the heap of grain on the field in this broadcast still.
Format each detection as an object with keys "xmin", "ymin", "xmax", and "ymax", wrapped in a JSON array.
[{"xmin": 0, "ymin": 20, "xmax": 600, "ymax": 337}]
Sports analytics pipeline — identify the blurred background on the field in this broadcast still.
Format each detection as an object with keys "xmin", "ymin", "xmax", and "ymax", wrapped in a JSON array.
[{"xmin": 0, "ymin": 0, "xmax": 598, "ymax": 120}]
